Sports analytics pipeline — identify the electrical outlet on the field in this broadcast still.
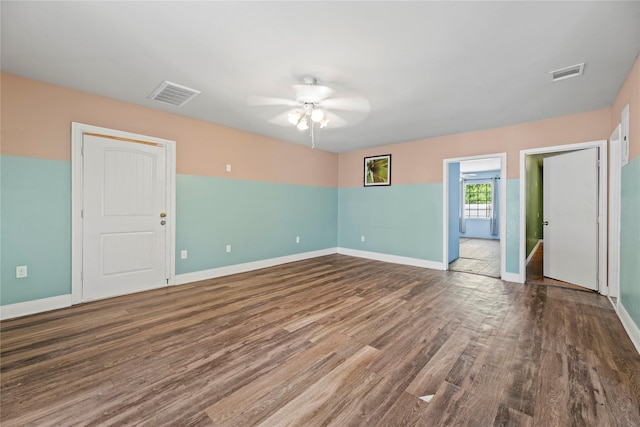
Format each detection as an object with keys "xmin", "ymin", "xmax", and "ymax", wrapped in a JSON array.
[
  {"xmin": 181, "ymin": 250, "xmax": 188, "ymax": 259},
  {"xmin": 296, "ymin": 236, "xmax": 300, "ymax": 243},
  {"xmin": 361, "ymin": 236, "xmax": 365, "ymax": 242},
  {"xmin": 226, "ymin": 164, "xmax": 232, "ymax": 172},
  {"xmin": 16, "ymin": 266, "xmax": 28, "ymax": 278},
  {"xmin": 226, "ymin": 244, "xmax": 231, "ymax": 253}
]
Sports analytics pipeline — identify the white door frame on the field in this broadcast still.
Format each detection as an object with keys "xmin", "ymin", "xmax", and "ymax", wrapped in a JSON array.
[
  {"xmin": 519, "ymin": 140, "xmax": 607, "ymax": 291},
  {"xmin": 442, "ymin": 152, "xmax": 507, "ymax": 279},
  {"xmin": 71, "ymin": 123, "xmax": 177, "ymax": 304},
  {"xmin": 608, "ymin": 125, "xmax": 622, "ymax": 309}
]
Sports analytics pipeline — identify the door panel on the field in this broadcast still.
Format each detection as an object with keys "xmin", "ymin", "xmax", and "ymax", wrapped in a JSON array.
[
  {"xmin": 83, "ymin": 134, "xmax": 167, "ymax": 301},
  {"xmin": 543, "ymin": 148, "xmax": 598, "ymax": 290}
]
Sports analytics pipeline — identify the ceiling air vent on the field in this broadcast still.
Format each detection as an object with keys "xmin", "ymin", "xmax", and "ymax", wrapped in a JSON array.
[
  {"xmin": 148, "ymin": 81, "xmax": 201, "ymax": 107},
  {"xmin": 549, "ymin": 63, "xmax": 585, "ymax": 82}
]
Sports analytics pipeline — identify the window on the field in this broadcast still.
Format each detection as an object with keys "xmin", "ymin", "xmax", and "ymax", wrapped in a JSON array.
[{"xmin": 465, "ymin": 183, "xmax": 492, "ymax": 218}]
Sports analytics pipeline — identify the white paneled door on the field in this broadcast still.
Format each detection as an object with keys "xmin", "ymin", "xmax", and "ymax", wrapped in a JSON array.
[
  {"xmin": 82, "ymin": 134, "xmax": 169, "ymax": 301},
  {"xmin": 543, "ymin": 148, "xmax": 598, "ymax": 290}
]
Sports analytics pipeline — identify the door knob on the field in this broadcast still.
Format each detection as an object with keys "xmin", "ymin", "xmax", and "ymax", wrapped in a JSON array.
[
  {"xmin": 542, "ymin": 221, "xmax": 549, "ymax": 226},
  {"xmin": 160, "ymin": 212, "xmax": 167, "ymax": 218},
  {"xmin": 160, "ymin": 220, "xmax": 166, "ymax": 226}
]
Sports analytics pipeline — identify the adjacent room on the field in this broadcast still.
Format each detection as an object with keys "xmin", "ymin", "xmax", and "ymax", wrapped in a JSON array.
[
  {"xmin": 1, "ymin": 1, "xmax": 639, "ymax": 425},
  {"xmin": 447, "ymin": 158, "xmax": 502, "ymax": 279}
]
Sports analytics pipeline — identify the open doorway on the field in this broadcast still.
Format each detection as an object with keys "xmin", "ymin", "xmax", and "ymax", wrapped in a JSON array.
[
  {"xmin": 443, "ymin": 154, "xmax": 506, "ymax": 279},
  {"xmin": 520, "ymin": 140, "xmax": 607, "ymax": 292}
]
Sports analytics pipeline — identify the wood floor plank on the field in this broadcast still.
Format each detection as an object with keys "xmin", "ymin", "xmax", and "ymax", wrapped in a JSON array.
[
  {"xmin": 255, "ymin": 345, "xmax": 380, "ymax": 427},
  {"xmin": 405, "ymin": 325, "xmax": 475, "ymax": 397},
  {"xmin": 205, "ymin": 332, "xmax": 351, "ymax": 425},
  {"xmin": 1, "ymin": 254, "xmax": 639, "ymax": 426}
]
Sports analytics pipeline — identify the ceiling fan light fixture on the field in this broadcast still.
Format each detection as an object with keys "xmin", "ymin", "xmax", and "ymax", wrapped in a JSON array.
[
  {"xmin": 311, "ymin": 108, "xmax": 324, "ymax": 123},
  {"xmin": 320, "ymin": 117, "xmax": 330, "ymax": 128},
  {"xmin": 297, "ymin": 117, "xmax": 309, "ymax": 131},
  {"xmin": 288, "ymin": 110, "xmax": 302, "ymax": 125}
]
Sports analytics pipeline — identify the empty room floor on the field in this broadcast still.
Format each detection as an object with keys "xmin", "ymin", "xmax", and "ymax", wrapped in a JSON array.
[
  {"xmin": 449, "ymin": 237, "xmax": 501, "ymax": 278},
  {"xmin": 1, "ymin": 255, "xmax": 639, "ymax": 426}
]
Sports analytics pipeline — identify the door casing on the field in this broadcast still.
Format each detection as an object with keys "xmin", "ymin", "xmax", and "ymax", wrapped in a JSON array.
[
  {"xmin": 519, "ymin": 140, "xmax": 607, "ymax": 290},
  {"xmin": 608, "ymin": 125, "xmax": 622, "ymax": 309},
  {"xmin": 71, "ymin": 122, "xmax": 177, "ymax": 304}
]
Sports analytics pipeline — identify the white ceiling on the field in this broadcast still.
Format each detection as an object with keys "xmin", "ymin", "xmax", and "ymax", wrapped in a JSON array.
[{"xmin": 2, "ymin": 1, "xmax": 639, "ymax": 153}]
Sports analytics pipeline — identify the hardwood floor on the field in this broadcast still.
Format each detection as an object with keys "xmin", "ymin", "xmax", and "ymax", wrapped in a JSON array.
[
  {"xmin": 449, "ymin": 238, "xmax": 501, "ymax": 278},
  {"xmin": 1, "ymin": 255, "xmax": 639, "ymax": 426}
]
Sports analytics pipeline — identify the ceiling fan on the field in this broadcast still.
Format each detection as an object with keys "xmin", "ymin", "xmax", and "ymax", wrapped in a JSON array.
[{"xmin": 248, "ymin": 76, "xmax": 370, "ymax": 148}]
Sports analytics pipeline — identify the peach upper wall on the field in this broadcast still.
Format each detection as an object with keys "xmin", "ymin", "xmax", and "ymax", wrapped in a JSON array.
[
  {"xmin": 2, "ymin": 71, "xmax": 621, "ymax": 188},
  {"xmin": 338, "ymin": 108, "xmax": 611, "ymax": 186},
  {"xmin": 611, "ymin": 54, "xmax": 640, "ymax": 159},
  {"xmin": 0, "ymin": 73, "xmax": 338, "ymax": 187}
]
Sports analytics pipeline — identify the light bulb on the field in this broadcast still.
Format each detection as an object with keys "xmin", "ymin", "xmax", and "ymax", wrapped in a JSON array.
[
  {"xmin": 311, "ymin": 108, "xmax": 324, "ymax": 123},
  {"xmin": 288, "ymin": 111, "xmax": 302, "ymax": 125},
  {"xmin": 320, "ymin": 117, "xmax": 330, "ymax": 128},
  {"xmin": 297, "ymin": 118, "xmax": 309, "ymax": 131}
]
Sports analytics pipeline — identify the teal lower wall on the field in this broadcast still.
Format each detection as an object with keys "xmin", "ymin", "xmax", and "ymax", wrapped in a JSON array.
[
  {"xmin": 0, "ymin": 155, "xmax": 337, "ymax": 306},
  {"xmin": 337, "ymin": 180, "xmax": 521, "ymax": 275},
  {"xmin": 620, "ymin": 156, "xmax": 640, "ymax": 329},
  {"xmin": 338, "ymin": 184, "xmax": 444, "ymax": 262},
  {"xmin": 505, "ymin": 179, "xmax": 520, "ymax": 275},
  {"xmin": 1, "ymin": 156, "xmax": 72, "ymax": 305},
  {"xmin": 175, "ymin": 175, "xmax": 337, "ymax": 274},
  {"xmin": 1, "ymin": 156, "xmax": 529, "ymax": 308}
]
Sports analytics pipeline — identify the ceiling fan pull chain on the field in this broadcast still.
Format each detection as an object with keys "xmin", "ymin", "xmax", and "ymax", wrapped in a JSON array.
[{"xmin": 310, "ymin": 121, "xmax": 315, "ymax": 149}]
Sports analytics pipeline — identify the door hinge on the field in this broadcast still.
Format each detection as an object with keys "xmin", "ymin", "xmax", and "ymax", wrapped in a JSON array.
[
  {"xmin": 81, "ymin": 144, "xmax": 84, "ymax": 156},
  {"xmin": 81, "ymin": 209, "xmax": 84, "ymax": 218},
  {"xmin": 81, "ymin": 271, "xmax": 83, "ymax": 281}
]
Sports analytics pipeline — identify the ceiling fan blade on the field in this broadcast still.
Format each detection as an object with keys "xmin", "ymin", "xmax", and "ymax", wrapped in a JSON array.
[
  {"xmin": 268, "ymin": 109, "xmax": 297, "ymax": 127},
  {"xmin": 320, "ymin": 96, "xmax": 371, "ymax": 113},
  {"xmin": 293, "ymin": 84, "xmax": 335, "ymax": 102},
  {"xmin": 247, "ymin": 95, "xmax": 297, "ymax": 107},
  {"xmin": 322, "ymin": 110, "xmax": 350, "ymax": 128}
]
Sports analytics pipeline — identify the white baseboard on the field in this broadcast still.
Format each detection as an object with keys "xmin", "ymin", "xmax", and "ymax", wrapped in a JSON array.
[
  {"xmin": 337, "ymin": 247, "xmax": 446, "ymax": 270},
  {"xmin": 0, "ymin": 294, "xmax": 72, "ymax": 321},
  {"xmin": 501, "ymin": 272, "xmax": 523, "ymax": 283},
  {"xmin": 526, "ymin": 239, "xmax": 543, "ymax": 265},
  {"xmin": 618, "ymin": 301, "xmax": 640, "ymax": 356},
  {"xmin": 175, "ymin": 248, "xmax": 338, "ymax": 285}
]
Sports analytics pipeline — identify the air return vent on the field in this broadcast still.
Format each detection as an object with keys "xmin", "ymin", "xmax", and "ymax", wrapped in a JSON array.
[
  {"xmin": 149, "ymin": 81, "xmax": 201, "ymax": 107},
  {"xmin": 549, "ymin": 63, "xmax": 585, "ymax": 82}
]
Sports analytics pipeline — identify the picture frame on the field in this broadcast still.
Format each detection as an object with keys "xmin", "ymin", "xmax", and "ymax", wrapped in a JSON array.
[{"xmin": 364, "ymin": 154, "xmax": 391, "ymax": 186}]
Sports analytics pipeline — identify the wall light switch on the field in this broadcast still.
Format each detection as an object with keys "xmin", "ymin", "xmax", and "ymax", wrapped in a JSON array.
[
  {"xmin": 181, "ymin": 250, "xmax": 188, "ymax": 259},
  {"xmin": 16, "ymin": 266, "xmax": 28, "ymax": 278},
  {"xmin": 361, "ymin": 236, "xmax": 365, "ymax": 242},
  {"xmin": 226, "ymin": 244, "xmax": 231, "ymax": 253},
  {"xmin": 226, "ymin": 164, "xmax": 232, "ymax": 172},
  {"xmin": 296, "ymin": 236, "xmax": 300, "ymax": 243}
]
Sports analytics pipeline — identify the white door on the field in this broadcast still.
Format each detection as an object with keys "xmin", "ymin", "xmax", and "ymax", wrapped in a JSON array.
[
  {"xmin": 82, "ymin": 134, "xmax": 168, "ymax": 301},
  {"xmin": 543, "ymin": 148, "xmax": 598, "ymax": 290}
]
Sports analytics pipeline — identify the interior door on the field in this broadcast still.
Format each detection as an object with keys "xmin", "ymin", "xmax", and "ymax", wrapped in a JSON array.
[
  {"xmin": 82, "ymin": 134, "xmax": 168, "ymax": 301},
  {"xmin": 543, "ymin": 148, "xmax": 598, "ymax": 290}
]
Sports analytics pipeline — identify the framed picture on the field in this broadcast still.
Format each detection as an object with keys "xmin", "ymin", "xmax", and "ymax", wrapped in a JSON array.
[{"xmin": 364, "ymin": 154, "xmax": 391, "ymax": 186}]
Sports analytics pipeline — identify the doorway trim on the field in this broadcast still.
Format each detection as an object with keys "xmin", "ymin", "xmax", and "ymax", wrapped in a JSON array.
[
  {"xmin": 608, "ymin": 125, "xmax": 622, "ymax": 309},
  {"xmin": 519, "ymin": 140, "xmax": 607, "ymax": 290},
  {"xmin": 71, "ymin": 123, "xmax": 177, "ymax": 304},
  {"xmin": 442, "ymin": 152, "xmax": 507, "ymax": 280}
]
